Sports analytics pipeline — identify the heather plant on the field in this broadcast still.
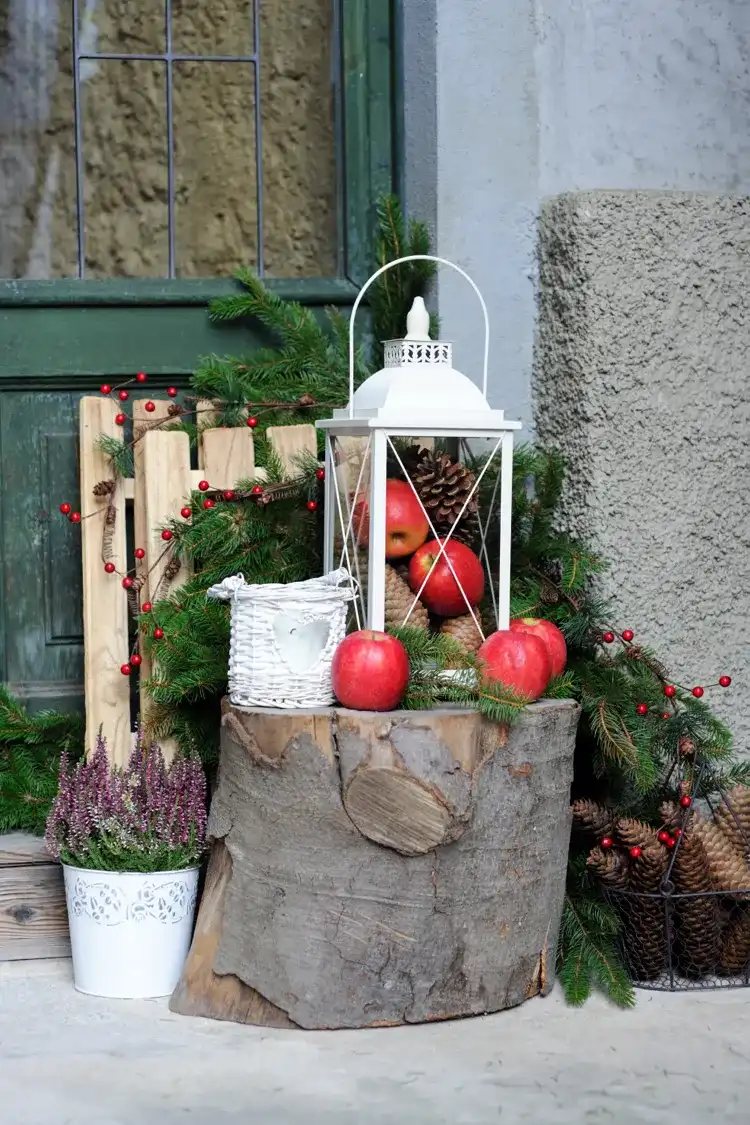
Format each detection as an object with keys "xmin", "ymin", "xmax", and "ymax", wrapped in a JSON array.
[{"xmin": 45, "ymin": 733, "xmax": 207, "ymax": 873}]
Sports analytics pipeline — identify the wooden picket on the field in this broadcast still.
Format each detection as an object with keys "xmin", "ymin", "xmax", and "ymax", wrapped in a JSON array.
[{"xmin": 77, "ymin": 397, "xmax": 317, "ymax": 764}]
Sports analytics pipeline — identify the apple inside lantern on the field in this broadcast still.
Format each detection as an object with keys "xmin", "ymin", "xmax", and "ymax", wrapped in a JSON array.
[
  {"xmin": 351, "ymin": 478, "xmax": 429, "ymax": 558},
  {"xmin": 408, "ymin": 538, "xmax": 484, "ymax": 617},
  {"xmin": 331, "ymin": 630, "xmax": 410, "ymax": 711},
  {"xmin": 476, "ymin": 629, "xmax": 552, "ymax": 701},
  {"xmin": 509, "ymin": 617, "xmax": 567, "ymax": 678}
]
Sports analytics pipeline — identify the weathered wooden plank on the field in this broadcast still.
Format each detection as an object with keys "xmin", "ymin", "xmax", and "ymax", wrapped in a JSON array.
[
  {"xmin": 265, "ymin": 423, "xmax": 318, "ymax": 476},
  {"xmin": 0, "ymin": 833, "xmax": 51, "ymax": 868},
  {"xmin": 200, "ymin": 428, "xmax": 256, "ymax": 491},
  {"xmin": 132, "ymin": 399, "xmax": 173, "ymax": 700},
  {"xmin": 0, "ymin": 864, "xmax": 70, "ymax": 961},
  {"xmin": 141, "ymin": 429, "xmax": 192, "ymax": 757},
  {"xmin": 79, "ymin": 396, "xmax": 130, "ymax": 765}
]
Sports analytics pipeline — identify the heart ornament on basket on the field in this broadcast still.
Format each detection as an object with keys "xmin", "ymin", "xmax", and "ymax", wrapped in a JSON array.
[{"xmin": 272, "ymin": 613, "xmax": 332, "ymax": 674}]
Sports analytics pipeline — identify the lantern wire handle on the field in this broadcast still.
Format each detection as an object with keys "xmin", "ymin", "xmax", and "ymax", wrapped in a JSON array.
[{"xmin": 348, "ymin": 255, "xmax": 490, "ymax": 419}]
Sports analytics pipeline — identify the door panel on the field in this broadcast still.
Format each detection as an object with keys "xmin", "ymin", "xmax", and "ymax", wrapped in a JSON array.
[{"xmin": 1, "ymin": 391, "xmax": 83, "ymax": 713}]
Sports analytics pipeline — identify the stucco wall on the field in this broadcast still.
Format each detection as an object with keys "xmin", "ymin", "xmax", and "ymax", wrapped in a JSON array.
[
  {"xmin": 401, "ymin": 0, "xmax": 750, "ymax": 427},
  {"xmin": 534, "ymin": 190, "xmax": 750, "ymax": 745}
]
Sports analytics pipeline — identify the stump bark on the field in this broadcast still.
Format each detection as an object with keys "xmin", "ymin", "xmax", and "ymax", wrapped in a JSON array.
[{"xmin": 171, "ymin": 699, "xmax": 579, "ymax": 1030}]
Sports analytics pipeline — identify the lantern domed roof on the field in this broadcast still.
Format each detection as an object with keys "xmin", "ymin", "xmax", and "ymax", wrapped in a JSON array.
[{"xmin": 350, "ymin": 298, "xmax": 491, "ymax": 420}]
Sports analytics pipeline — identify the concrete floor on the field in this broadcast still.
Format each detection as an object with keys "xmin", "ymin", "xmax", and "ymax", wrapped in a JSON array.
[{"xmin": 1, "ymin": 959, "xmax": 749, "ymax": 1124}]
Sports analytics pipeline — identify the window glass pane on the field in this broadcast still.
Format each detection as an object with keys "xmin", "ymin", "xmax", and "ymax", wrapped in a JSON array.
[
  {"xmin": 173, "ymin": 61, "xmax": 257, "ymax": 277},
  {"xmin": 81, "ymin": 59, "xmax": 168, "ymax": 276},
  {"xmin": 0, "ymin": 0, "xmax": 340, "ymax": 279},
  {"xmin": 261, "ymin": 1, "xmax": 337, "ymax": 278},
  {"xmin": 80, "ymin": 0, "xmax": 165, "ymax": 55},
  {"xmin": 0, "ymin": 0, "xmax": 77, "ymax": 277},
  {"xmin": 171, "ymin": 0, "xmax": 254, "ymax": 57}
]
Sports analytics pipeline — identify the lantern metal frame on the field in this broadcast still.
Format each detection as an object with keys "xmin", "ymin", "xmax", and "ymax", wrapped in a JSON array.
[{"xmin": 317, "ymin": 255, "xmax": 521, "ymax": 636}]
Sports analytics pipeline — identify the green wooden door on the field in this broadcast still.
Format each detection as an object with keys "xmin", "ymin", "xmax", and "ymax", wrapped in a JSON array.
[{"xmin": 0, "ymin": 0, "xmax": 396, "ymax": 714}]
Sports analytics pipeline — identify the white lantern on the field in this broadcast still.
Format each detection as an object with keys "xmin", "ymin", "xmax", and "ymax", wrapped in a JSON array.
[{"xmin": 317, "ymin": 256, "xmax": 521, "ymax": 643}]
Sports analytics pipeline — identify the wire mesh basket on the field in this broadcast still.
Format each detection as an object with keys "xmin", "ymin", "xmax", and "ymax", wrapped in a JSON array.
[
  {"xmin": 604, "ymin": 885, "xmax": 750, "ymax": 991},
  {"xmin": 582, "ymin": 757, "xmax": 750, "ymax": 991}
]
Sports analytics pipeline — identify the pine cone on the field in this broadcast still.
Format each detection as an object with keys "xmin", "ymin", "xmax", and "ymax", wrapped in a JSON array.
[
  {"xmin": 571, "ymin": 799, "xmax": 616, "ymax": 839},
  {"xmin": 622, "ymin": 898, "xmax": 668, "ymax": 982},
  {"xmin": 693, "ymin": 815, "xmax": 750, "ymax": 896},
  {"xmin": 384, "ymin": 564, "xmax": 429, "ymax": 631},
  {"xmin": 440, "ymin": 614, "xmax": 483, "ymax": 659},
  {"xmin": 411, "ymin": 451, "xmax": 479, "ymax": 545},
  {"xmin": 629, "ymin": 841, "xmax": 668, "ymax": 893},
  {"xmin": 93, "ymin": 479, "xmax": 115, "ymax": 497},
  {"xmin": 659, "ymin": 800, "xmax": 682, "ymax": 831},
  {"xmin": 615, "ymin": 818, "xmax": 659, "ymax": 853},
  {"xmin": 678, "ymin": 736, "xmax": 696, "ymax": 757},
  {"xmin": 587, "ymin": 845, "xmax": 629, "ymax": 888},
  {"xmin": 714, "ymin": 785, "xmax": 750, "ymax": 856},
  {"xmin": 718, "ymin": 906, "xmax": 750, "ymax": 976},
  {"xmin": 672, "ymin": 829, "xmax": 720, "ymax": 977}
]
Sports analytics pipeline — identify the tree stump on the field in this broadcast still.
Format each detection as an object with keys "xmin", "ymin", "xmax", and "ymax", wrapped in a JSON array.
[{"xmin": 170, "ymin": 698, "xmax": 579, "ymax": 1030}]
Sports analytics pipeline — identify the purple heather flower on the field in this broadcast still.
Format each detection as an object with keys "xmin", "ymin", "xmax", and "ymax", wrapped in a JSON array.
[{"xmin": 44, "ymin": 735, "xmax": 208, "ymax": 872}]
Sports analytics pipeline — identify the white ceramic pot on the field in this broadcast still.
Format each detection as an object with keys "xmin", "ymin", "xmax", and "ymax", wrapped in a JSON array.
[{"xmin": 62, "ymin": 865, "xmax": 199, "ymax": 999}]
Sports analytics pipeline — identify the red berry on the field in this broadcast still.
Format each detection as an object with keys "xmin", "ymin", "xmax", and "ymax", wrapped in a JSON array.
[
  {"xmin": 100, "ymin": 384, "xmax": 112, "ymax": 395},
  {"xmin": 153, "ymin": 627, "xmax": 164, "ymax": 640},
  {"xmin": 59, "ymin": 502, "xmax": 71, "ymax": 515},
  {"xmin": 141, "ymin": 602, "xmax": 152, "ymax": 613},
  {"xmin": 251, "ymin": 485, "xmax": 264, "ymax": 496},
  {"xmin": 629, "ymin": 846, "xmax": 642, "ymax": 859},
  {"xmin": 247, "ymin": 416, "xmax": 258, "ymax": 428},
  {"xmin": 120, "ymin": 663, "xmax": 132, "ymax": 676},
  {"xmin": 167, "ymin": 386, "xmax": 178, "ymax": 398},
  {"xmin": 636, "ymin": 703, "xmax": 649, "ymax": 716},
  {"xmin": 316, "ymin": 467, "xmax": 325, "ymax": 481},
  {"xmin": 180, "ymin": 506, "xmax": 192, "ymax": 519},
  {"xmin": 680, "ymin": 795, "xmax": 692, "ymax": 808},
  {"xmin": 719, "ymin": 676, "xmax": 732, "ymax": 688},
  {"xmin": 621, "ymin": 629, "xmax": 634, "ymax": 642},
  {"xmin": 198, "ymin": 480, "xmax": 210, "ymax": 492},
  {"xmin": 223, "ymin": 490, "xmax": 235, "ymax": 501},
  {"xmin": 69, "ymin": 512, "xmax": 81, "ymax": 523},
  {"xmin": 661, "ymin": 711, "xmax": 671, "ymax": 720},
  {"xmin": 130, "ymin": 653, "xmax": 143, "ymax": 667},
  {"xmin": 602, "ymin": 631, "xmax": 615, "ymax": 644},
  {"xmin": 118, "ymin": 389, "xmax": 129, "ymax": 402},
  {"xmin": 161, "ymin": 529, "xmax": 173, "ymax": 541},
  {"xmin": 306, "ymin": 499, "xmax": 318, "ymax": 512},
  {"xmin": 665, "ymin": 837, "xmax": 676, "ymax": 849},
  {"xmin": 692, "ymin": 686, "xmax": 704, "ymax": 698},
  {"xmin": 664, "ymin": 684, "xmax": 676, "ymax": 697},
  {"xmin": 122, "ymin": 577, "xmax": 134, "ymax": 589},
  {"xmin": 657, "ymin": 830, "xmax": 671, "ymax": 844},
  {"xmin": 673, "ymin": 828, "xmax": 681, "ymax": 838},
  {"xmin": 104, "ymin": 562, "xmax": 116, "ymax": 574},
  {"xmin": 134, "ymin": 547, "xmax": 145, "ymax": 559},
  {"xmin": 115, "ymin": 412, "xmax": 127, "ymax": 426},
  {"xmin": 144, "ymin": 401, "xmax": 156, "ymax": 413},
  {"xmin": 600, "ymin": 837, "xmax": 613, "ymax": 850},
  {"xmin": 136, "ymin": 371, "xmax": 147, "ymax": 383},
  {"xmin": 203, "ymin": 498, "xmax": 216, "ymax": 510}
]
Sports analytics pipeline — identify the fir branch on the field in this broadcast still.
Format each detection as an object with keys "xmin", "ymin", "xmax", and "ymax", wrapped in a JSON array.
[{"xmin": 95, "ymin": 435, "xmax": 133, "ymax": 479}]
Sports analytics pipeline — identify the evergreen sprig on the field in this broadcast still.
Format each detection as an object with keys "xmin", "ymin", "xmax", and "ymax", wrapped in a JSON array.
[{"xmin": 0, "ymin": 687, "xmax": 84, "ymax": 834}]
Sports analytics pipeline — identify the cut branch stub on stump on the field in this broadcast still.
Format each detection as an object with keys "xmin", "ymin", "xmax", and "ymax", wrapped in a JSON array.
[{"xmin": 170, "ymin": 699, "xmax": 579, "ymax": 1031}]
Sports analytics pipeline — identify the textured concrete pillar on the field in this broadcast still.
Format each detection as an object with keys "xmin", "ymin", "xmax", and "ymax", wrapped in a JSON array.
[{"xmin": 534, "ymin": 190, "xmax": 750, "ymax": 744}]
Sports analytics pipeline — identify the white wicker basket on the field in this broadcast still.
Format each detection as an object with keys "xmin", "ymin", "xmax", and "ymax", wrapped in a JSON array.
[{"xmin": 207, "ymin": 569, "xmax": 356, "ymax": 709}]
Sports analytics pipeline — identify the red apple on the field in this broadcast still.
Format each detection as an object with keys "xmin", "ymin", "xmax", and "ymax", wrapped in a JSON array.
[
  {"xmin": 331, "ymin": 630, "xmax": 410, "ymax": 711},
  {"xmin": 477, "ymin": 629, "xmax": 552, "ymax": 701},
  {"xmin": 509, "ymin": 617, "xmax": 567, "ymax": 678},
  {"xmin": 408, "ymin": 538, "xmax": 484, "ymax": 617},
  {"xmin": 351, "ymin": 479, "xmax": 429, "ymax": 558}
]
